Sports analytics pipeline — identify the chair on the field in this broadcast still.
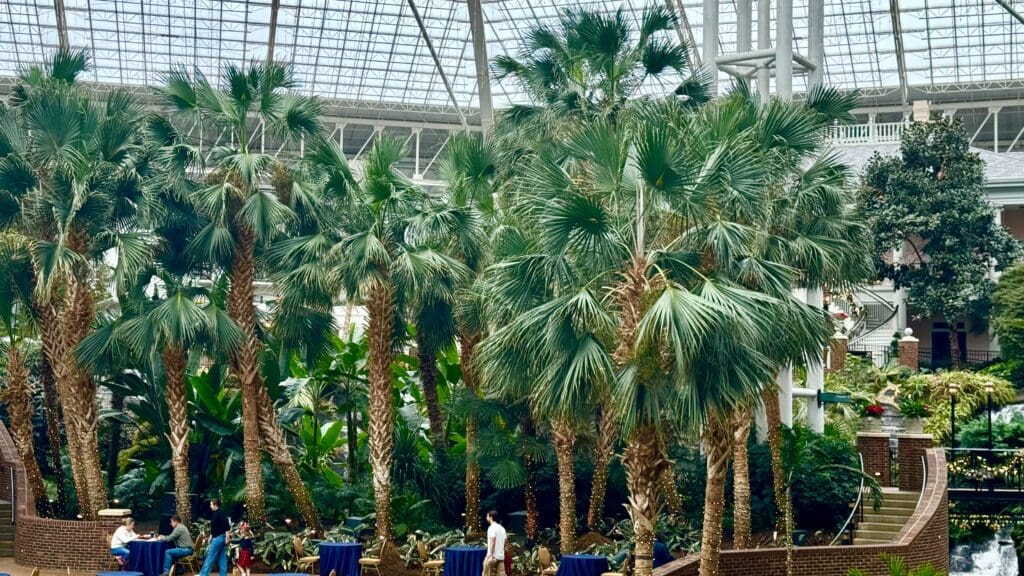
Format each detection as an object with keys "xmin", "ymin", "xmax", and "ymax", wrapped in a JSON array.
[
  {"xmin": 416, "ymin": 541, "xmax": 444, "ymax": 576},
  {"xmin": 359, "ymin": 539, "xmax": 386, "ymax": 576},
  {"xmin": 185, "ymin": 533, "xmax": 208, "ymax": 574},
  {"xmin": 329, "ymin": 571, "xmax": 338, "ymax": 576},
  {"xmin": 168, "ymin": 565, "xmax": 177, "ymax": 576},
  {"xmin": 103, "ymin": 532, "xmax": 120, "ymax": 571},
  {"xmin": 601, "ymin": 555, "xmax": 631, "ymax": 576},
  {"xmin": 538, "ymin": 547, "xmax": 558, "ymax": 576},
  {"xmin": 293, "ymin": 535, "xmax": 320, "ymax": 575},
  {"xmin": 30, "ymin": 569, "xmax": 39, "ymax": 576}
]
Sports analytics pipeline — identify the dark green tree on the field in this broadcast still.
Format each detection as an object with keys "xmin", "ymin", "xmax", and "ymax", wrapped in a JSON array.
[
  {"xmin": 858, "ymin": 117, "xmax": 1021, "ymax": 366},
  {"xmin": 992, "ymin": 263, "xmax": 1024, "ymax": 359}
]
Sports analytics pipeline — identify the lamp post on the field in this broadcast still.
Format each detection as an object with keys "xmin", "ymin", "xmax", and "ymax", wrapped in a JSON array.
[{"xmin": 985, "ymin": 380, "xmax": 995, "ymax": 450}]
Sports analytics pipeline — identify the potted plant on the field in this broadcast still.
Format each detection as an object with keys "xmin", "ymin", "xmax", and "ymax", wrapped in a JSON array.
[
  {"xmin": 861, "ymin": 403, "xmax": 886, "ymax": 432},
  {"xmin": 897, "ymin": 399, "xmax": 930, "ymax": 434}
]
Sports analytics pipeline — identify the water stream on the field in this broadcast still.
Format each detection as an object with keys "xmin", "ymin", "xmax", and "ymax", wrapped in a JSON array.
[{"xmin": 950, "ymin": 531, "xmax": 1019, "ymax": 576}]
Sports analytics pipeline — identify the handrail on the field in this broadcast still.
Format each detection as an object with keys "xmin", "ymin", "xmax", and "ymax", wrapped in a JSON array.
[
  {"xmin": 849, "ymin": 288, "xmax": 899, "ymax": 346},
  {"xmin": 915, "ymin": 454, "xmax": 927, "ymax": 512},
  {"xmin": 831, "ymin": 452, "xmax": 865, "ymax": 546}
]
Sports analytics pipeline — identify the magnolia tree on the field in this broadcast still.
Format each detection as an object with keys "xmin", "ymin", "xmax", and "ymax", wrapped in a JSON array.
[{"xmin": 858, "ymin": 116, "xmax": 1021, "ymax": 366}]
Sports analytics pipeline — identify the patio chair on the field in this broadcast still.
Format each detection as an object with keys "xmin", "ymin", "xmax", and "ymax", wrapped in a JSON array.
[
  {"xmin": 293, "ymin": 535, "xmax": 320, "ymax": 575},
  {"xmin": 601, "ymin": 555, "xmax": 631, "ymax": 576},
  {"xmin": 185, "ymin": 533, "xmax": 208, "ymax": 574},
  {"xmin": 359, "ymin": 539, "xmax": 386, "ymax": 576},
  {"xmin": 102, "ymin": 532, "xmax": 121, "ymax": 571},
  {"xmin": 538, "ymin": 547, "xmax": 558, "ymax": 576},
  {"xmin": 30, "ymin": 569, "xmax": 39, "ymax": 576},
  {"xmin": 416, "ymin": 541, "xmax": 444, "ymax": 576}
]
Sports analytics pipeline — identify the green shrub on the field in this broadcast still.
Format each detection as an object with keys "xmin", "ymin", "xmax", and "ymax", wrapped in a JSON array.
[
  {"xmin": 978, "ymin": 358, "xmax": 1024, "ymax": 388},
  {"xmin": 957, "ymin": 412, "xmax": 1024, "ymax": 449},
  {"xmin": 896, "ymin": 399, "xmax": 929, "ymax": 418},
  {"xmin": 905, "ymin": 371, "xmax": 1016, "ymax": 443}
]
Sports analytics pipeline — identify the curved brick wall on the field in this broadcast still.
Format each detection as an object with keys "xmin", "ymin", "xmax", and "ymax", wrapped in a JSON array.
[
  {"xmin": 653, "ymin": 448, "xmax": 949, "ymax": 576},
  {"xmin": 0, "ymin": 420, "xmax": 123, "ymax": 571}
]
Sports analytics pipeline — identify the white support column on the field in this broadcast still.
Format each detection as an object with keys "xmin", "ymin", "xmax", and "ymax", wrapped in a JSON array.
[
  {"xmin": 777, "ymin": 365, "xmax": 793, "ymax": 427},
  {"xmin": 757, "ymin": 0, "xmax": 771, "ymax": 99},
  {"xmin": 467, "ymin": 0, "xmax": 494, "ymax": 135},
  {"xmin": 893, "ymin": 244, "xmax": 907, "ymax": 331},
  {"xmin": 775, "ymin": 0, "xmax": 793, "ymax": 99},
  {"xmin": 805, "ymin": 286, "xmax": 825, "ymax": 433},
  {"xmin": 737, "ymin": 0, "xmax": 752, "ymax": 53},
  {"xmin": 807, "ymin": 0, "xmax": 824, "ymax": 89},
  {"xmin": 703, "ymin": 0, "xmax": 719, "ymax": 93}
]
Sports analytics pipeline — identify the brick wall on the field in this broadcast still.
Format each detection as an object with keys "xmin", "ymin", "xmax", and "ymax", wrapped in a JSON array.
[
  {"xmin": 898, "ymin": 435, "xmax": 934, "ymax": 492},
  {"xmin": 652, "ymin": 449, "xmax": 948, "ymax": 576},
  {"xmin": 16, "ymin": 515, "xmax": 125, "ymax": 571},
  {"xmin": 857, "ymin": 433, "xmax": 892, "ymax": 487}
]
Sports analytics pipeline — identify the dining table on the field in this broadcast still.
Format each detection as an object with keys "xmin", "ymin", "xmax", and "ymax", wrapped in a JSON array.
[
  {"xmin": 443, "ymin": 545, "xmax": 487, "ymax": 576},
  {"xmin": 555, "ymin": 554, "xmax": 610, "ymax": 576},
  {"xmin": 319, "ymin": 541, "xmax": 363, "ymax": 576},
  {"xmin": 128, "ymin": 539, "xmax": 171, "ymax": 576}
]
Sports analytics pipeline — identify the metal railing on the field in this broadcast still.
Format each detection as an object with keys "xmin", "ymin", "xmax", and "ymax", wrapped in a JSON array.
[
  {"xmin": 831, "ymin": 453, "xmax": 866, "ymax": 546},
  {"xmin": 946, "ymin": 448, "xmax": 1024, "ymax": 493},
  {"xmin": 919, "ymin": 348, "xmax": 1000, "ymax": 370},
  {"xmin": 848, "ymin": 346, "xmax": 893, "ymax": 366},
  {"xmin": 829, "ymin": 121, "xmax": 908, "ymax": 145}
]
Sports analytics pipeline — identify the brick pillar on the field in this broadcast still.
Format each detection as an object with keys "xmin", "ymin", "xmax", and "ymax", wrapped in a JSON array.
[
  {"xmin": 897, "ymin": 434, "xmax": 934, "ymax": 492},
  {"xmin": 898, "ymin": 329, "xmax": 919, "ymax": 372},
  {"xmin": 827, "ymin": 332, "xmax": 848, "ymax": 374},
  {"xmin": 857, "ymin": 432, "xmax": 891, "ymax": 488}
]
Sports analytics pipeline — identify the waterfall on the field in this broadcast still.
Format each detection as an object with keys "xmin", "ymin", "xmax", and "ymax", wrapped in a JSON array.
[{"xmin": 950, "ymin": 531, "xmax": 1019, "ymax": 576}]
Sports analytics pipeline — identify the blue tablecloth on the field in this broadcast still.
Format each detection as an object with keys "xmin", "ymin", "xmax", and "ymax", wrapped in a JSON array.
[
  {"xmin": 653, "ymin": 541, "xmax": 673, "ymax": 567},
  {"xmin": 319, "ymin": 542, "xmax": 363, "ymax": 576},
  {"xmin": 98, "ymin": 573, "xmax": 143, "ymax": 576},
  {"xmin": 270, "ymin": 573, "xmax": 312, "ymax": 576},
  {"xmin": 556, "ymin": 554, "xmax": 610, "ymax": 576},
  {"xmin": 129, "ymin": 539, "xmax": 171, "ymax": 576},
  {"xmin": 443, "ymin": 546, "xmax": 487, "ymax": 576}
]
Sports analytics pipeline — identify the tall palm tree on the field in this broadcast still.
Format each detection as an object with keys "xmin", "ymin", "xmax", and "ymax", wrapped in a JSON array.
[
  {"xmin": 0, "ymin": 236, "xmax": 47, "ymax": 513},
  {"xmin": 157, "ymin": 62, "xmax": 321, "ymax": 528},
  {"xmin": 269, "ymin": 135, "xmax": 467, "ymax": 540},
  {"xmin": 0, "ymin": 49, "xmax": 151, "ymax": 517}
]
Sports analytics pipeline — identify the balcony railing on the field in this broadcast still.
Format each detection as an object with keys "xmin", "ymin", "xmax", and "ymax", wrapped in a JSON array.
[
  {"xmin": 919, "ymin": 348, "xmax": 1000, "ymax": 370},
  {"xmin": 828, "ymin": 121, "xmax": 907, "ymax": 145}
]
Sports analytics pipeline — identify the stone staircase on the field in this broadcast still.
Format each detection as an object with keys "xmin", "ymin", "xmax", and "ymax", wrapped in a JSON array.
[
  {"xmin": 852, "ymin": 489, "xmax": 918, "ymax": 545},
  {"xmin": 0, "ymin": 500, "xmax": 12, "ymax": 556}
]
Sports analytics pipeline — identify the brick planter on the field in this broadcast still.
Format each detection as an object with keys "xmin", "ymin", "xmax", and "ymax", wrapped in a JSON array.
[
  {"xmin": 857, "ymin": 432, "xmax": 892, "ymax": 488},
  {"xmin": 652, "ymin": 449, "xmax": 948, "ymax": 576}
]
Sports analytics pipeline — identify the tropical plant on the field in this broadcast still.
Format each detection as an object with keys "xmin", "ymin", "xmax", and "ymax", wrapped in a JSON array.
[
  {"xmin": 896, "ymin": 399, "xmax": 929, "ymax": 418},
  {"xmin": 0, "ymin": 49, "xmax": 153, "ymax": 517},
  {"xmin": 901, "ymin": 371, "xmax": 1015, "ymax": 443},
  {"xmin": 858, "ymin": 116, "xmax": 1021, "ymax": 368},
  {"xmin": 847, "ymin": 553, "xmax": 943, "ymax": 576},
  {"xmin": 992, "ymin": 263, "xmax": 1024, "ymax": 361},
  {"xmin": 156, "ymin": 61, "xmax": 322, "ymax": 529}
]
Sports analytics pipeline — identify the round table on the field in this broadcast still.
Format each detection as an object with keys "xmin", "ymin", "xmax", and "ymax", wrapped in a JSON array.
[
  {"xmin": 443, "ymin": 545, "xmax": 487, "ymax": 576},
  {"xmin": 556, "ymin": 554, "xmax": 610, "ymax": 576},
  {"xmin": 128, "ymin": 539, "xmax": 171, "ymax": 576},
  {"xmin": 319, "ymin": 541, "xmax": 363, "ymax": 576},
  {"xmin": 98, "ymin": 573, "xmax": 143, "ymax": 576}
]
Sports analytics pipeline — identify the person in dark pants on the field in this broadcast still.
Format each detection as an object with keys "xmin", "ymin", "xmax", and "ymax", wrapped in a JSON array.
[
  {"xmin": 200, "ymin": 498, "xmax": 231, "ymax": 576},
  {"xmin": 159, "ymin": 515, "xmax": 193, "ymax": 576}
]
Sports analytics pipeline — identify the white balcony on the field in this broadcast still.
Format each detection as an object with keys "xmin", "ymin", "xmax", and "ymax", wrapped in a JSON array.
[{"xmin": 829, "ymin": 121, "xmax": 907, "ymax": 146}]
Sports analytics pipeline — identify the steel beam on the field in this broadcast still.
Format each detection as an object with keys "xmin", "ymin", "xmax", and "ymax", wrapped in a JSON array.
[
  {"xmin": 406, "ymin": 0, "xmax": 468, "ymax": 128},
  {"xmin": 808, "ymin": 0, "xmax": 824, "ymax": 88},
  {"xmin": 776, "ymin": 0, "xmax": 793, "ymax": 99},
  {"xmin": 703, "ymin": 0, "xmax": 719, "ymax": 92},
  {"xmin": 466, "ymin": 0, "xmax": 493, "ymax": 135},
  {"xmin": 889, "ymin": 0, "xmax": 909, "ymax": 104},
  {"xmin": 995, "ymin": 0, "xmax": 1024, "ymax": 26},
  {"xmin": 266, "ymin": 0, "xmax": 281, "ymax": 64},
  {"xmin": 53, "ymin": 0, "xmax": 69, "ymax": 51},
  {"xmin": 737, "ymin": 0, "xmax": 752, "ymax": 58},
  {"xmin": 757, "ymin": 0, "xmax": 771, "ymax": 99},
  {"xmin": 666, "ymin": 0, "xmax": 702, "ymax": 68}
]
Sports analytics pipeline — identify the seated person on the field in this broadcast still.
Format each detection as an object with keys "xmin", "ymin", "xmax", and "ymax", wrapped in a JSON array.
[
  {"xmin": 609, "ymin": 539, "xmax": 674, "ymax": 570},
  {"xmin": 159, "ymin": 515, "xmax": 194, "ymax": 576},
  {"xmin": 110, "ymin": 517, "xmax": 140, "ymax": 565}
]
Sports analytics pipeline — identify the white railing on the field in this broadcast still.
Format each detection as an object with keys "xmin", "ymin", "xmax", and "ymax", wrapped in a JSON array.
[{"xmin": 829, "ymin": 121, "xmax": 908, "ymax": 146}]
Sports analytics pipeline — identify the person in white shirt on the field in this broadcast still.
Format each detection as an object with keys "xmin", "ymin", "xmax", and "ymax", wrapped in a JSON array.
[
  {"xmin": 111, "ymin": 517, "xmax": 140, "ymax": 565},
  {"xmin": 484, "ymin": 510, "xmax": 507, "ymax": 576}
]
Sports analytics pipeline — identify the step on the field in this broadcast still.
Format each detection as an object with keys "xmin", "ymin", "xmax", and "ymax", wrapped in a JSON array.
[
  {"xmin": 853, "ymin": 529, "xmax": 903, "ymax": 541},
  {"xmin": 856, "ymin": 522, "xmax": 905, "ymax": 534},
  {"xmin": 861, "ymin": 513, "xmax": 914, "ymax": 524},
  {"xmin": 853, "ymin": 537, "xmax": 893, "ymax": 545}
]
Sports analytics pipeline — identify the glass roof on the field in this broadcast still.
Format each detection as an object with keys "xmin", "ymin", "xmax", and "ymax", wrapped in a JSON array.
[{"xmin": 0, "ymin": 0, "xmax": 1022, "ymax": 113}]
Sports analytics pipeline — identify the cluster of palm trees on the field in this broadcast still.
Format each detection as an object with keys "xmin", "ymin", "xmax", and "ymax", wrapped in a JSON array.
[{"xmin": 0, "ymin": 6, "xmax": 872, "ymax": 576}]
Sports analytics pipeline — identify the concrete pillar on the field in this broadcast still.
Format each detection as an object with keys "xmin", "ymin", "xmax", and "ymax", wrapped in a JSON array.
[
  {"xmin": 857, "ymin": 433, "xmax": 892, "ymax": 487},
  {"xmin": 467, "ymin": 0, "xmax": 494, "ymax": 134},
  {"xmin": 807, "ymin": 0, "xmax": 824, "ymax": 89},
  {"xmin": 754, "ymin": 401, "xmax": 768, "ymax": 443},
  {"xmin": 703, "ymin": 0, "xmax": 719, "ymax": 93},
  {"xmin": 912, "ymin": 100, "xmax": 930, "ymax": 122},
  {"xmin": 898, "ymin": 328, "xmax": 920, "ymax": 372},
  {"xmin": 828, "ymin": 332, "xmax": 848, "ymax": 374},
  {"xmin": 757, "ymin": 0, "xmax": 771, "ymax": 99},
  {"xmin": 775, "ymin": 0, "xmax": 793, "ymax": 99},
  {"xmin": 737, "ymin": 0, "xmax": 752, "ymax": 53},
  {"xmin": 896, "ymin": 434, "xmax": 934, "ymax": 492},
  {"xmin": 777, "ymin": 364, "xmax": 793, "ymax": 427},
  {"xmin": 806, "ymin": 286, "xmax": 825, "ymax": 433}
]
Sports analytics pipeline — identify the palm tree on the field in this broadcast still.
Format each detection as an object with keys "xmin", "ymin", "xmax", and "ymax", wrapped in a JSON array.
[
  {"xmin": 157, "ymin": 62, "xmax": 321, "ymax": 528},
  {"xmin": 0, "ymin": 236, "xmax": 47, "ymax": 513},
  {"xmin": 0, "ymin": 49, "xmax": 151, "ymax": 517},
  {"xmin": 269, "ymin": 135, "xmax": 467, "ymax": 540}
]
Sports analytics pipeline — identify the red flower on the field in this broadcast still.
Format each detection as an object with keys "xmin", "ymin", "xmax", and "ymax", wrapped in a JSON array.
[
  {"xmin": 835, "ymin": 311, "xmax": 849, "ymax": 320},
  {"xmin": 865, "ymin": 404, "xmax": 885, "ymax": 417}
]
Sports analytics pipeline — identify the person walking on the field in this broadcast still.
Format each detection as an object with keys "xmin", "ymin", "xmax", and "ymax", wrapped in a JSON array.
[
  {"xmin": 200, "ymin": 498, "xmax": 231, "ymax": 576},
  {"xmin": 159, "ymin": 515, "xmax": 194, "ymax": 576},
  {"xmin": 483, "ymin": 510, "xmax": 507, "ymax": 576}
]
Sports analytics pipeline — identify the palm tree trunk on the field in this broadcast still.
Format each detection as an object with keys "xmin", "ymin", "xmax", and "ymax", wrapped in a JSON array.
[
  {"xmin": 460, "ymin": 331, "xmax": 482, "ymax": 534},
  {"xmin": 658, "ymin": 433, "xmax": 682, "ymax": 515},
  {"xmin": 732, "ymin": 409, "xmax": 753, "ymax": 549},
  {"xmin": 762, "ymin": 384, "xmax": 787, "ymax": 533},
  {"xmin": 226, "ymin": 227, "xmax": 266, "ymax": 525},
  {"xmin": 255, "ymin": 382, "xmax": 321, "ymax": 531},
  {"xmin": 520, "ymin": 413, "xmax": 540, "ymax": 541},
  {"xmin": 700, "ymin": 413, "xmax": 732, "ymax": 576},
  {"xmin": 39, "ymin": 358, "xmax": 66, "ymax": 515},
  {"xmin": 105, "ymin": 393, "xmax": 123, "ymax": 492},
  {"xmin": 346, "ymin": 406, "xmax": 359, "ymax": 479},
  {"xmin": 367, "ymin": 281, "xmax": 397, "ymax": 541},
  {"xmin": 623, "ymin": 424, "xmax": 668, "ymax": 576},
  {"xmin": 416, "ymin": 332, "xmax": 445, "ymax": 457},
  {"xmin": 3, "ymin": 344, "xmax": 47, "ymax": 514},
  {"xmin": 163, "ymin": 345, "xmax": 192, "ymax": 524},
  {"xmin": 948, "ymin": 321, "xmax": 961, "ymax": 369},
  {"xmin": 587, "ymin": 402, "xmax": 616, "ymax": 529},
  {"xmin": 551, "ymin": 419, "xmax": 576, "ymax": 553}
]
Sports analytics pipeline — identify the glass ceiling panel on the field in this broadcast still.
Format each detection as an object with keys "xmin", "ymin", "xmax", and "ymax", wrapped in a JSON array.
[{"xmin": 0, "ymin": 0, "xmax": 1021, "ymax": 111}]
